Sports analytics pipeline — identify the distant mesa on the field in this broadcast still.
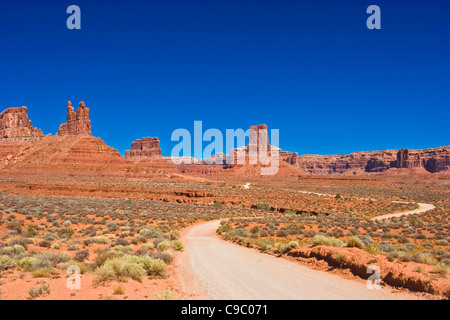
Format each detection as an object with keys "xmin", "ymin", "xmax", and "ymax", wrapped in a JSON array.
[
  {"xmin": 0, "ymin": 106, "xmax": 43, "ymax": 139},
  {"xmin": 57, "ymin": 101, "xmax": 92, "ymax": 136},
  {"xmin": 125, "ymin": 137, "xmax": 162, "ymax": 159},
  {"xmin": 0, "ymin": 101, "xmax": 449, "ymax": 176}
]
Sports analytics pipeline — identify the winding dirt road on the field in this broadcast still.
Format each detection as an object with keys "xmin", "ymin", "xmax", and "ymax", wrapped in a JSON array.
[
  {"xmin": 371, "ymin": 202, "xmax": 435, "ymax": 221},
  {"xmin": 178, "ymin": 190, "xmax": 436, "ymax": 299},
  {"xmin": 179, "ymin": 221, "xmax": 419, "ymax": 300}
]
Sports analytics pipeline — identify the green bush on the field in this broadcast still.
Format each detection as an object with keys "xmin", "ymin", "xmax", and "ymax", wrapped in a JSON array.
[
  {"xmin": 156, "ymin": 240, "xmax": 172, "ymax": 251},
  {"xmin": 434, "ymin": 262, "xmax": 449, "ymax": 276},
  {"xmin": 96, "ymin": 256, "xmax": 146, "ymax": 282},
  {"xmin": 0, "ymin": 254, "xmax": 16, "ymax": 271},
  {"xmin": 376, "ymin": 241, "xmax": 395, "ymax": 252},
  {"xmin": 346, "ymin": 236, "xmax": 365, "ymax": 249},
  {"xmin": 312, "ymin": 234, "xmax": 344, "ymax": 247},
  {"xmin": 18, "ymin": 256, "xmax": 38, "ymax": 271},
  {"xmin": 288, "ymin": 241, "xmax": 299, "ymax": 249},
  {"xmin": 256, "ymin": 202, "xmax": 270, "ymax": 211},
  {"xmin": 171, "ymin": 240, "xmax": 184, "ymax": 252},
  {"xmin": 227, "ymin": 228, "xmax": 251, "ymax": 238},
  {"xmin": 31, "ymin": 268, "xmax": 54, "ymax": 278}
]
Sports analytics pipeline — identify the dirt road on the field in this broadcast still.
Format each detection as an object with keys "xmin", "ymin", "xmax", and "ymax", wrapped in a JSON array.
[
  {"xmin": 179, "ymin": 220, "xmax": 419, "ymax": 300},
  {"xmin": 371, "ymin": 202, "xmax": 435, "ymax": 221}
]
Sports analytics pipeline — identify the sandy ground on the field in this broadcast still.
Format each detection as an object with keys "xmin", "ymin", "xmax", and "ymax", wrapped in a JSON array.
[{"xmin": 178, "ymin": 220, "xmax": 421, "ymax": 300}]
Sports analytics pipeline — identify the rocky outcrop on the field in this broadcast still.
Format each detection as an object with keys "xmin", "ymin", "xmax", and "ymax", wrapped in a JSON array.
[
  {"xmin": 57, "ymin": 101, "xmax": 91, "ymax": 136},
  {"xmin": 280, "ymin": 147, "xmax": 450, "ymax": 175},
  {"xmin": 0, "ymin": 107, "xmax": 43, "ymax": 139},
  {"xmin": 125, "ymin": 137, "xmax": 162, "ymax": 159}
]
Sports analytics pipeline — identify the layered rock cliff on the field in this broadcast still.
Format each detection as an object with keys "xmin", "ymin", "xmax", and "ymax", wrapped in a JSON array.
[
  {"xmin": 0, "ymin": 107, "xmax": 43, "ymax": 139},
  {"xmin": 281, "ymin": 147, "xmax": 450, "ymax": 175},
  {"xmin": 125, "ymin": 137, "xmax": 162, "ymax": 159},
  {"xmin": 57, "ymin": 101, "xmax": 91, "ymax": 136}
]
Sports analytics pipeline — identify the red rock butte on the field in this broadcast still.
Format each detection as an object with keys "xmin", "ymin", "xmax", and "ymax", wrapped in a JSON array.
[
  {"xmin": 0, "ymin": 106, "xmax": 43, "ymax": 139},
  {"xmin": 0, "ymin": 102, "xmax": 449, "ymax": 178},
  {"xmin": 125, "ymin": 137, "xmax": 162, "ymax": 159}
]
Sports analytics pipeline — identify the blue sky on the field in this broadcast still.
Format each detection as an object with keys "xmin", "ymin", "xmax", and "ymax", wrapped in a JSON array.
[{"xmin": 0, "ymin": 0, "xmax": 449, "ymax": 156}]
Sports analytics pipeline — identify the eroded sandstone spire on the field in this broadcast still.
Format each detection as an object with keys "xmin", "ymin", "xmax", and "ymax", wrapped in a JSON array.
[{"xmin": 57, "ymin": 101, "xmax": 92, "ymax": 135}]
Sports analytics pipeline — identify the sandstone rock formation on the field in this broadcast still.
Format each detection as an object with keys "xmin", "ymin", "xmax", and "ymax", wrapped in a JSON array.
[
  {"xmin": 125, "ymin": 137, "xmax": 162, "ymax": 159},
  {"xmin": 0, "ymin": 107, "xmax": 43, "ymax": 139},
  {"xmin": 280, "ymin": 147, "xmax": 450, "ymax": 175},
  {"xmin": 57, "ymin": 101, "xmax": 91, "ymax": 136}
]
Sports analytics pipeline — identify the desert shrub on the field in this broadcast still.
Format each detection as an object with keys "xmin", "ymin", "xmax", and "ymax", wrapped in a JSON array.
[
  {"xmin": 434, "ymin": 262, "xmax": 449, "ymax": 277},
  {"xmin": 312, "ymin": 234, "xmax": 332, "ymax": 246},
  {"xmin": 348, "ymin": 228, "xmax": 360, "ymax": 236},
  {"xmin": 140, "ymin": 227, "xmax": 162, "ymax": 239},
  {"xmin": 6, "ymin": 221, "xmax": 23, "ymax": 234},
  {"xmin": 113, "ymin": 238, "xmax": 130, "ymax": 247},
  {"xmin": 388, "ymin": 251, "xmax": 411, "ymax": 262},
  {"xmin": 440, "ymin": 258, "xmax": 450, "ymax": 267},
  {"xmin": 28, "ymin": 282, "xmax": 50, "ymax": 299},
  {"xmin": 153, "ymin": 288, "xmax": 178, "ymax": 300},
  {"xmin": 400, "ymin": 243, "xmax": 416, "ymax": 251},
  {"xmin": 213, "ymin": 201, "xmax": 222, "ymax": 208},
  {"xmin": 31, "ymin": 268, "xmax": 54, "ymax": 278},
  {"xmin": 275, "ymin": 243, "xmax": 290, "ymax": 254},
  {"xmin": 256, "ymin": 202, "xmax": 270, "ymax": 211},
  {"xmin": 356, "ymin": 235, "xmax": 374, "ymax": 246},
  {"xmin": 8, "ymin": 237, "xmax": 32, "ymax": 249},
  {"xmin": 436, "ymin": 240, "xmax": 449, "ymax": 246},
  {"xmin": 276, "ymin": 230, "xmax": 288, "ymax": 237},
  {"xmin": 312, "ymin": 234, "xmax": 344, "ymax": 247},
  {"xmin": 335, "ymin": 253, "xmax": 347, "ymax": 265},
  {"xmin": 113, "ymin": 285, "xmax": 125, "ymax": 295},
  {"xmin": 288, "ymin": 241, "xmax": 299, "ymax": 249},
  {"xmin": 171, "ymin": 240, "xmax": 184, "ymax": 252},
  {"xmin": 147, "ymin": 250, "xmax": 173, "ymax": 265},
  {"xmin": 259, "ymin": 230, "xmax": 269, "ymax": 237},
  {"xmin": 30, "ymin": 252, "xmax": 71, "ymax": 271},
  {"xmin": 57, "ymin": 228, "xmax": 74, "ymax": 239},
  {"xmin": 304, "ymin": 230, "xmax": 316, "ymax": 238},
  {"xmin": 38, "ymin": 240, "xmax": 52, "ymax": 248},
  {"xmin": 106, "ymin": 222, "xmax": 118, "ymax": 232},
  {"xmin": 137, "ymin": 256, "xmax": 167, "ymax": 276},
  {"xmin": 18, "ymin": 256, "xmax": 38, "ymax": 271},
  {"xmin": 376, "ymin": 241, "xmax": 395, "ymax": 253},
  {"xmin": 94, "ymin": 250, "xmax": 124, "ymax": 267},
  {"xmin": 43, "ymin": 233, "xmax": 59, "ymax": 241},
  {"xmin": 67, "ymin": 260, "xmax": 92, "ymax": 274},
  {"xmin": 412, "ymin": 252, "xmax": 436, "ymax": 265},
  {"xmin": 95, "ymin": 256, "xmax": 146, "ymax": 282},
  {"xmin": 93, "ymin": 237, "xmax": 109, "ymax": 245},
  {"xmin": 228, "ymin": 228, "xmax": 251, "ymax": 238},
  {"xmin": 4, "ymin": 244, "xmax": 26, "ymax": 255},
  {"xmin": 131, "ymin": 235, "xmax": 146, "ymax": 245},
  {"xmin": 346, "ymin": 236, "xmax": 365, "ymax": 249},
  {"xmin": 156, "ymin": 240, "xmax": 172, "ymax": 251},
  {"xmin": 143, "ymin": 242, "xmax": 155, "ymax": 250},
  {"xmin": 74, "ymin": 250, "xmax": 89, "ymax": 262},
  {"xmin": 0, "ymin": 255, "xmax": 16, "ymax": 271},
  {"xmin": 51, "ymin": 221, "xmax": 61, "ymax": 228}
]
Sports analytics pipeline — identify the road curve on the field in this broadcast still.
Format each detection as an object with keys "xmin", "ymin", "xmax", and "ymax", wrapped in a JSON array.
[
  {"xmin": 179, "ymin": 220, "xmax": 419, "ymax": 300},
  {"xmin": 371, "ymin": 202, "xmax": 435, "ymax": 221}
]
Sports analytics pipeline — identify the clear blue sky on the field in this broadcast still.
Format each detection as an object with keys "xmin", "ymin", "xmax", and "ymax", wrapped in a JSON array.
[{"xmin": 1, "ymin": 0, "xmax": 449, "ymax": 156}]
